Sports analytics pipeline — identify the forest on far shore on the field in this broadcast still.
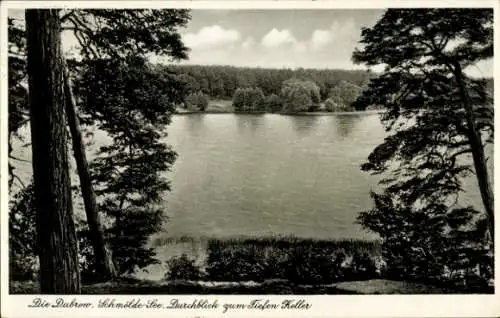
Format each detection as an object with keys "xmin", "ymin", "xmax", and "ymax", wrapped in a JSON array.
[
  {"xmin": 166, "ymin": 64, "xmax": 494, "ymax": 113},
  {"xmin": 165, "ymin": 64, "xmax": 375, "ymax": 113}
]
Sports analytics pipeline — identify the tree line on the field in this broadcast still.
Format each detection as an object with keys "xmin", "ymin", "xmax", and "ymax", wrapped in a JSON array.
[
  {"xmin": 164, "ymin": 64, "xmax": 374, "ymax": 112},
  {"xmin": 170, "ymin": 64, "xmax": 492, "ymax": 113},
  {"xmin": 166, "ymin": 64, "xmax": 372, "ymax": 100}
]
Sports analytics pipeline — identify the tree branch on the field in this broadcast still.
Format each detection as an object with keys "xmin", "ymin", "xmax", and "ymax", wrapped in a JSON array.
[
  {"xmin": 69, "ymin": 14, "xmax": 93, "ymax": 33},
  {"xmin": 11, "ymin": 170, "xmax": 26, "ymax": 189},
  {"xmin": 60, "ymin": 10, "xmax": 75, "ymax": 23},
  {"xmin": 9, "ymin": 154, "xmax": 30, "ymax": 163},
  {"xmin": 451, "ymin": 148, "xmax": 472, "ymax": 158},
  {"xmin": 437, "ymin": 35, "xmax": 450, "ymax": 51}
]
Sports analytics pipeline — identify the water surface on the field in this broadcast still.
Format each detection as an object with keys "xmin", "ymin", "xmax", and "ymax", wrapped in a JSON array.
[
  {"xmin": 10, "ymin": 112, "xmax": 488, "ymax": 279},
  {"xmin": 10, "ymin": 112, "xmax": 486, "ymax": 241}
]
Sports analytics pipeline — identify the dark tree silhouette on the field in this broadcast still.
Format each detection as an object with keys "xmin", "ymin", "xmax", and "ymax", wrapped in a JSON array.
[
  {"xmin": 25, "ymin": 9, "xmax": 81, "ymax": 293},
  {"xmin": 63, "ymin": 62, "xmax": 117, "ymax": 280},
  {"xmin": 354, "ymin": 9, "xmax": 493, "ymax": 290},
  {"xmin": 9, "ymin": 9, "xmax": 190, "ymax": 284},
  {"xmin": 59, "ymin": 9, "xmax": 189, "ymax": 280}
]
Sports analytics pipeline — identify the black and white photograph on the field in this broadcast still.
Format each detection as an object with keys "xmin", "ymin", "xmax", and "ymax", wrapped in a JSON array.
[{"xmin": 1, "ymin": 1, "xmax": 498, "ymax": 315}]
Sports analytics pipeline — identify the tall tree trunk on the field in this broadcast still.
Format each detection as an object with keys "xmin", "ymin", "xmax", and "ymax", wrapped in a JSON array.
[
  {"xmin": 454, "ymin": 64, "xmax": 495, "ymax": 245},
  {"xmin": 62, "ymin": 61, "xmax": 117, "ymax": 280},
  {"xmin": 25, "ymin": 9, "xmax": 81, "ymax": 294}
]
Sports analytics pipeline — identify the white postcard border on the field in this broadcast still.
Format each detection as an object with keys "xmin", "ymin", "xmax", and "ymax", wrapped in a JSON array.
[{"xmin": 1, "ymin": 1, "xmax": 499, "ymax": 317}]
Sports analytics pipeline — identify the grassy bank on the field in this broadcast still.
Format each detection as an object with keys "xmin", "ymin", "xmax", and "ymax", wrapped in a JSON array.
[{"xmin": 176, "ymin": 99, "xmax": 233, "ymax": 113}]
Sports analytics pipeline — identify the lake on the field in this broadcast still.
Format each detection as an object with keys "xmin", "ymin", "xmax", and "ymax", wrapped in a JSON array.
[
  {"xmin": 10, "ymin": 112, "xmax": 487, "ymax": 279},
  {"xmin": 163, "ymin": 113, "xmax": 385, "ymax": 241},
  {"xmin": 11, "ymin": 112, "xmax": 486, "ymax": 240},
  {"xmin": 158, "ymin": 112, "xmax": 486, "ymax": 241}
]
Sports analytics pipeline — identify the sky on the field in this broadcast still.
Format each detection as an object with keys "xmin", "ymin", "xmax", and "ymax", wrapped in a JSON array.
[
  {"xmin": 8, "ymin": 9, "xmax": 493, "ymax": 76},
  {"xmin": 175, "ymin": 9, "xmax": 384, "ymax": 70}
]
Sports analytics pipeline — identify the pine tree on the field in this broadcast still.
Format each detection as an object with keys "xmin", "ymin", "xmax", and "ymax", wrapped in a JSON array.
[
  {"xmin": 8, "ymin": 9, "xmax": 190, "ymax": 282},
  {"xmin": 25, "ymin": 9, "xmax": 81, "ymax": 293},
  {"xmin": 76, "ymin": 57, "xmax": 181, "ymax": 274},
  {"xmin": 353, "ymin": 9, "xmax": 493, "ymax": 290}
]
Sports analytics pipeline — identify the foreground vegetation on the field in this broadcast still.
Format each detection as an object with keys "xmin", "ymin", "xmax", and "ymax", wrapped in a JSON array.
[
  {"xmin": 164, "ymin": 236, "xmax": 381, "ymax": 283},
  {"xmin": 158, "ymin": 236, "xmax": 492, "ymax": 293},
  {"xmin": 10, "ymin": 235, "xmax": 460, "ymax": 295},
  {"xmin": 9, "ymin": 233, "xmax": 467, "ymax": 295}
]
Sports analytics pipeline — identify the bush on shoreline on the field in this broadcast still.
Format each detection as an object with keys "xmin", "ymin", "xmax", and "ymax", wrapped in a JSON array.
[
  {"xmin": 164, "ymin": 236, "xmax": 382, "ymax": 284},
  {"xmin": 156, "ymin": 235, "xmax": 492, "ymax": 293},
  {"xmin": 185, "ymin": 91, "xmax": 209, "ymax": 111},
  {"xmin": 165, "ymin": 254, "xmax": 204, "ymax": 281}
]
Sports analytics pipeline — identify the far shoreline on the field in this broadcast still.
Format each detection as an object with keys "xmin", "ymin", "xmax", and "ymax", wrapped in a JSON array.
[{"xmin": 174, "ymin": 109, "xmax": 386, "ymax": 116}]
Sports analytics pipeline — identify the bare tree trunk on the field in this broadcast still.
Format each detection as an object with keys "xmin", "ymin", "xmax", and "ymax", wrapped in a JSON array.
[
  {"xmin": 454, "ymin": 64, "xmax": 495, "ymax": 246},
  {"xmin": 63, "ymin": 61, "xmax": 117, "ymax": 280},
  {"xmin": 26, "ymin": 9, "xmax": 81, "ymax": 294},
  {"xmin": 468, "ymin": 128, "xmax": 495, "ymax": 243}
]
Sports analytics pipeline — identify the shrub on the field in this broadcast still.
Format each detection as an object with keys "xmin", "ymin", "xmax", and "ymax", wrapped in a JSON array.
[
  {"xmin": 284, "ymin": 245, "xmax": 337, "ymax": 285},
  {"xmin": 204, "ymin": 237, "xmax": 380, "ymax": 284},
  {"xmin": 9, "ymin": 183, "xmax": 38, "ymax": 281},
  {"xmin": 205, "ymin": 241, "xmax": 266, "ymax": 281},
  {"xmin": 280, "ymin": 78, "xmax": 321, "ymax": 113},
  {"xmin": 165, "ymin": 254, "xmax": 203, "ymax": 281},
  {"xmin": 351, "ymin": 251, "xmax": 378, "ymax": 280},
  {"xmin": 9, "ymin": 182, "xmax": 102, "ymax": 282},
  {"xmin": 185, "ymin": 91, "xmax": 209, "ymax": 111},
  {"xmin": 233, "ymin": 87, "xmax": 266, "ymax": 112},
  {"xmin": 9, "ymin": 183, "xmax": 102, "ymax": 283},
  {"xmin": 265, "ymin": 93, "xmax": 283, "ymax": 113},
  {"xmin": 324, "ymin": 96, "xmax": 354, "ymax": 112},
  {"xmin": 260, "ymin": 247, "xmax": 288, "ymax": 279},
  {"xmin": 327, "ymin": 81, "xmax": 361, "ymax": 109},
  {"xmin": 358, "ymin": 192, "xmax": 493, "ymax": 292}
]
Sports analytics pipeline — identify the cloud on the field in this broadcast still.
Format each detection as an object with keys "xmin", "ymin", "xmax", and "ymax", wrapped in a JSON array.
[
  {"xmin": 241, "ymin": 37, "xmax": 255, "ymax": 50},
  {"xmin": 311, "ymin": 29, "xmax": 332, "ymax": 51},
  {"xmin": 260, "ymin": 28, "xmax": 297, "ymax": 48},
  {"xmin": 177, "ymin": 16, "xmax": 380, "ymax": 71},
  {"xmin": 308, "ymin": 18, "xmax": 358, "ymax": 51},
  {"xmin": 183, "ymin": 25, "xmax": 241, "ymax": 49},
  {"xmin": 331, "ymin": 18, "xmax": 358, "ymax": 40},
  {"xmin": 256, "ymin": 19, "xmax": 358, "ymax": 55}
]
